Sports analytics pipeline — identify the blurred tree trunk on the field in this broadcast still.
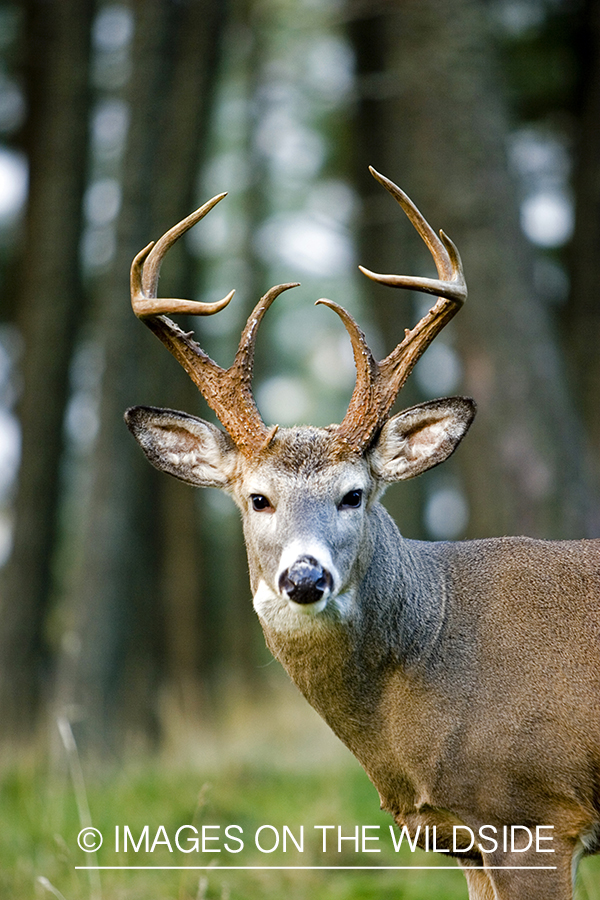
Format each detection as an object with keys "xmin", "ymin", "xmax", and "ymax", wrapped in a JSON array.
[
  {"xmin": 0, "ymin": 0, "xmax": 92, "ymax": 739},
  {"xmin": 56, "ymin": 0, "xmax": 228, "ymax": 752},
  {"xmin": 151, "ymin": 0, "xmax": 241, "ymax": 727},
  {"xmin": 348, "ymin": 0, "xmax": 594, "ymax": 540},
  {"xmin": 567, "ymin": 0, "xmax": 600, "ymax": 534},
  {"xmin": 207, "ymin": 0, "xmax": 278, "ymax": 698}
]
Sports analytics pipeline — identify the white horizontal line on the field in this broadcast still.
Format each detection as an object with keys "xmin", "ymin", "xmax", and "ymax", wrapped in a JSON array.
[{"xmin": 75, "ymin": 865, "xmax": 558, "ymax": 871}]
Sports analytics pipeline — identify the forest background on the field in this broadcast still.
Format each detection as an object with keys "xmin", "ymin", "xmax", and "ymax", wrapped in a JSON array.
[{"xmin": 0, "ymin": 0, "xmax": 600, "ymax": 897}]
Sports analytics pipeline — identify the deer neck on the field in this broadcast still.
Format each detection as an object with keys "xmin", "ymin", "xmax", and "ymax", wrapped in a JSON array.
[{"xmin": 256, "ymin": 501, "xmax": 448, "ymax": 758}]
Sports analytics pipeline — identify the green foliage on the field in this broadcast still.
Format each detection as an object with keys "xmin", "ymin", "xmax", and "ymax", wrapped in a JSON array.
[
  {"xmin": 0, "ymin": 758, "xmax": 471, "ymax": 900},
  {"xmin": 4, "ymin": 754, "xmax": 599, "ymax": 899}
]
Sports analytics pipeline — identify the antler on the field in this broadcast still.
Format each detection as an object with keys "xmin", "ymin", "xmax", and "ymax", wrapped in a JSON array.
[
  {"xmin": 130, "ymin": 192, "xmax": 298, "ymax": 456},
  {"xmin": 320, "ymin": 167, "xmax": 467, "ymax": 452},
  {"xmin": 131, "ymin": 172, "xmax": 465, "ymax": 458}
]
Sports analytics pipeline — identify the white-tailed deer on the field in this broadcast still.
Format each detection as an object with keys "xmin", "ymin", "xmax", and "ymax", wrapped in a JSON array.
[{"xmin": 125, "ymin": 168, "xmax": 600, "ymax": 900}]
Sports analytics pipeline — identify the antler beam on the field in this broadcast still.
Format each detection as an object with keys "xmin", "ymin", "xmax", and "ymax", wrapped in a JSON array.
[
  {"xmin": 130, "ymin": 192, "xmax": 298, "ymax": 456},
  {"xmin": 325, "ymin": 167, "xmax": 467, "ymax": 452}
]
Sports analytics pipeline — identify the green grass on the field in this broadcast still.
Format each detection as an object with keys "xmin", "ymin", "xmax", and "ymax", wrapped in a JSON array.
[
  {"xmin": 1, "ymin": 754, "xmax": 598, "ymax": 900},
  {"xmin": 0, "ymin": 756, "xmax": 469, "ymax": 900}
]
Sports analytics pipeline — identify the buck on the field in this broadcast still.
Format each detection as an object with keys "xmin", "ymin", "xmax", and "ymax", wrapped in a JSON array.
[{"xmin": 125, "ymin": 168, "xmax": 600, "ymax": 900}]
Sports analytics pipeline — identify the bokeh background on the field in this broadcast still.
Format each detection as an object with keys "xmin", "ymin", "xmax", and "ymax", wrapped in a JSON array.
[{"xmin": 0, "ymin": 0, "xmax": 600, "ymax": 897}]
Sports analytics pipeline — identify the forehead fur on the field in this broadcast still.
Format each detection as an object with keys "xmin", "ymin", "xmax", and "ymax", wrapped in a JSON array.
[{"xmin": 254, "ymin": 425, "xmax": 361, "ymax": 475}]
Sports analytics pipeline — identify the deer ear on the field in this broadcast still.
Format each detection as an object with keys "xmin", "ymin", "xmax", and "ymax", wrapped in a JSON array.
[
  {"xmin": 369, "ymin": 397, "xmax": 476, "ymax": 482},
  {"xmin": 124, "ymin": 406, "xmax": 238, "ymax": 488}
]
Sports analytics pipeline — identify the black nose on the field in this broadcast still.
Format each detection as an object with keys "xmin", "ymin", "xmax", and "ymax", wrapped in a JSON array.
[{"xmin": 279, "ymin": 556, "xmax": 333, "ymax": 605}]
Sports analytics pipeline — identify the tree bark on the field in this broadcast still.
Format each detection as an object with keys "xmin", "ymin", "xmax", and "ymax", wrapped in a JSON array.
[
  {"xmin": 56, "ymin": 0, "xmax": 228, "ymax": 752},
  {"xmin": 348, "ymin": 0, "xmax": 594, "ymax": 540},
  {"xmin": 567, "ymin": 0, "xmax": 600, "ymax": 534},
  {"xmin": 0, "ymin": 0, "xmax": 93, "ymax": 738}
]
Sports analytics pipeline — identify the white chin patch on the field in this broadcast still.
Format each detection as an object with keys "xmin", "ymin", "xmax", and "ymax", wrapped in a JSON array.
[
  {"xmin": 288, "ymin": 595, "xmax": 328, "ymax": 614},
  {"xmin": 252, "ymin": 580, "xmax": 356, "ymax": 633},
  {"xmin": 253, "ymin": 579, "xmax": 328, "ymax": 631}
]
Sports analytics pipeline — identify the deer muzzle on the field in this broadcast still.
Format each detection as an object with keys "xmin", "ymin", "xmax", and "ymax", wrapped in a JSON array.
[{"xmin": 278, "ymin": 556, "xmax": 334, "ymax": 606}]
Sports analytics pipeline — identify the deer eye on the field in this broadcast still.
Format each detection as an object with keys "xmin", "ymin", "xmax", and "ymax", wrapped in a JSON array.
[
  {"xmin": 339, "ymin": 489, "xmax": 363, "ymax": 510},
  {"xmin": 251, "ymin": 494, "xmax": 274, "ymax": 512}
]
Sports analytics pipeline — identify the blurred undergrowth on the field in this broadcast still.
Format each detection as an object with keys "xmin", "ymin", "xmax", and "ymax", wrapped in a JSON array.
[
  {"xmin": 2, "ymin": 745, "xmax": 599, "ymax": 900},
  {"xmin": 0, "ymin": 753, "xmax": 470, "ymax": 900}
]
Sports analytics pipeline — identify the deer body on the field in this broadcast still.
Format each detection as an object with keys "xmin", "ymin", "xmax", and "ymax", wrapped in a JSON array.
[
  {"xmin": 265, "ymin": 529, "xmax": 600, "ymax": 845},
  {"xmin": 254, "ymin": 461, "xmax": 600, "ymax": 897},
  {"xmin": 125, "ymin": 170, "xmax": 600, "ymax": 899}
]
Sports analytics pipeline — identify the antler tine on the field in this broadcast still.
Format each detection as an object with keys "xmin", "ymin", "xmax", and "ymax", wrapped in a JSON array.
[
  {"xmin": 131, "ymin": 193, "xmax": 235, "ymax": 319},
  {"xmin": 333, "ymin": 169, "xmax": 467, "ymax": 452},
  {"xmin": 235, "ymin": 281, "xmax": 300, "ymax": 375},
  {"xmin": 358, "ymin": 167, "xmax": 466, "ymax": 304},
  {"xmin": 315, "ymin": 297, "xmax": 379, "ymax": 406},
  {"xmin": 130, "ymin": 195, "xmax": 298, "ymax": 456}
]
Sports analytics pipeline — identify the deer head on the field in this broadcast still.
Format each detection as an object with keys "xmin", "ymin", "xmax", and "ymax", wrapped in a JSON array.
[{"xmin": 125, "ymin": 168, "xmax": 475, "ymax": 619}]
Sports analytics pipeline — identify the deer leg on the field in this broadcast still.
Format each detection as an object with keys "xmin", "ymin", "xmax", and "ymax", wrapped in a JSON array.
[
  {"xmin": 484, "ymin": 846, "xmax": 574, "ymax": 900},
  {"xmin": 459, "ymin": 863, "xmax": 496, "ymax": 900}
]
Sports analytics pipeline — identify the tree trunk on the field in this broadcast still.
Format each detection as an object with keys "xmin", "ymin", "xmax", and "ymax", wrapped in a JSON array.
[
  {"xmin": 56, "ymin": 0, "xmax": 228, "ymax": 752},
  {"xmin": 0, "ymin": 0, "xmax": 92, "ymax": 739},
  {"xmin": 348, "ymin": 0, "xmax": 594, "ymax": 540},
  {"xmin": 567, "ymin": 0, "xmax": 600, "ymax": 534}
]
